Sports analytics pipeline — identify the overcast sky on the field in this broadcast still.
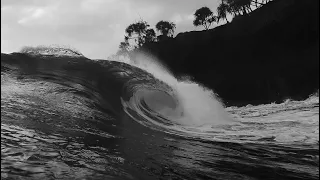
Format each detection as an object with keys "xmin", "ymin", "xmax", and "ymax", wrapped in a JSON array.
[{"xmin": 1, "ymin": 0, "xmax": 222, "ymax": 59}]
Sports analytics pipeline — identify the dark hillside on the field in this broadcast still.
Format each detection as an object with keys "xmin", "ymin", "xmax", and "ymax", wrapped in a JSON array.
[{"xmin": 138, "ymin": 0, "xmax": 319, "ymax": 106}]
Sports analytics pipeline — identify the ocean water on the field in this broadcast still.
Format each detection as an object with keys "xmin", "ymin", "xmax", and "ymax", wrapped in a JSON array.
[{"xmin": 1, "ymin": 49, "xmax": 319, "ymax": 180}]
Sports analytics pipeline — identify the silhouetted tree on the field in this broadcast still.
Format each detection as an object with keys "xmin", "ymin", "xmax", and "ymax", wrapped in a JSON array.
[
  {"xmin": 224, "ymin": 0, "xmax": 249, "ymax": 15},
  {"xmin": 216, "ymin": 0, "xmax": 269, "ymax": 20},
  {"xmin": 252, "ymin": 0, "xmax": 269, "ymax": 7},
  {"xmin": 117, "ymin": 20, "xmax": 157, "ymax": 55},
  {"xmin": 155, "ymin": 20, "xmax": 176, "ymax": 38},
  {"xmin": 117, "ymin": 40, "xmax": 130, "ymax": 55},
  {"xmin": 193, "ymin": 7, "xmax": 217, "ymax": 30},
  {"xmin": 223, "ymin": 0, "xmax": 271, "ymax": 18},
  {"xmin": 235, "ymin": 0, "xmax": 253, "ymax": 14},
  {"xmin": 124, "ymin": 20, "xmax": 156, "ymax": 48},
  {"xmin": 217, "ymin": 1, "xmax": 232, "ymax": 23},
  {"xmin": 145, "ymin": 29, "xmax": 157, "ymax": 43}
]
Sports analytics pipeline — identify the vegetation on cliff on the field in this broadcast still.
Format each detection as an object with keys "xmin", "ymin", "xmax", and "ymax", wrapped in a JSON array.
[{"xmin": 116, "ymin": 0, "xmax": 319, "ymax": 106}]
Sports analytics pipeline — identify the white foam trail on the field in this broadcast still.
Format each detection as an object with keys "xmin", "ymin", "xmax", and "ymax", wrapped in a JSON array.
[{"xmin": 118, "ymin": 52, "xmax": 233, "ymax": 126}]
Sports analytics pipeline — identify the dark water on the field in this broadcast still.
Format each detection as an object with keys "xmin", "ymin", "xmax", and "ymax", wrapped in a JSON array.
[{"xmin": 1, "ymin": 52, "xmax": 319, "ymax": 180}]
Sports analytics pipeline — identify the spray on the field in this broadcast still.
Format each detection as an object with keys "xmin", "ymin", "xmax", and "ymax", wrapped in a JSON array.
[{"xmin": 117, "ymin": 52, "xmax": 233, "ymax": 126}]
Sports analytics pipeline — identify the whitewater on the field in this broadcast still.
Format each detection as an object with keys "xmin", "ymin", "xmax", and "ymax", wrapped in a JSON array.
[{"xmin": 1, "ymin": 47, "xmax": 319, "ymax": 180}]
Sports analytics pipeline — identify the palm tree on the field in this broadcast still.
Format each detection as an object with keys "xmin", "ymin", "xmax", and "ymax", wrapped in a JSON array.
[
  {"xmin": 217, "ymin": 1, "xmax": 231, "ymax": 23},
  {"xmin": 221, "ymin": 0, "xmax": 253, "ymax": 16}
]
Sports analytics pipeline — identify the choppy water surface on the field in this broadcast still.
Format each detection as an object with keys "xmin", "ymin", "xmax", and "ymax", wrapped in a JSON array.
[{"xmin": 1, "ymin": 52, "xmax": 319, "ymax": 180}]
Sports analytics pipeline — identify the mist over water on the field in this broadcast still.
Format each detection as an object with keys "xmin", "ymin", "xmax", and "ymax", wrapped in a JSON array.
[{"xmin": 117, "ymin": 52, "xmax": 233, "ymax": 127}]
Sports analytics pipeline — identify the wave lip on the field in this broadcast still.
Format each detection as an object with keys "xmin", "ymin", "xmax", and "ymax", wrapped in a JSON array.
[
  {"xmin": 119, "ymin": 53, "xmax": 234, "ymax": 136},
  {"xmin": 19, "ymin": 45, "xmax": 85, "ymax": 57},
  {"xmin": 2, "ymin": 47, "xmax": 233, "ymax": 135}
]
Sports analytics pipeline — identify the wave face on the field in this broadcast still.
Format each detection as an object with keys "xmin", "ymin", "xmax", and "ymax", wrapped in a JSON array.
[
  {"xmin": 120, "ymin": 53, "xmax": 233, "ymax": 134},
  {"xmin": 1, "ymin": 49, "xmax": 319, "ymax": 180}
]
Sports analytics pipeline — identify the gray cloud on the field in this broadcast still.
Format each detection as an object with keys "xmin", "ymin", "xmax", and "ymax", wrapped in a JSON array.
[{"xmin": 1, "ymin": 0, "xmax": 222, "ymax": 59}]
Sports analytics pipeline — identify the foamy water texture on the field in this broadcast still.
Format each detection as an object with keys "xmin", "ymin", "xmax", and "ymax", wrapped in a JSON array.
[
  {"xmin": 2, "ymin": 48, "xmax": 318, "ymax": 180},
  {"xmin": 119, "ymin": 52, "xmax": 232, "ymax": 126}
]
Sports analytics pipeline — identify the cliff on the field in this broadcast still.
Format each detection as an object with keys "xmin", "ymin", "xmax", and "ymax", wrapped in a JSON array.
[{"xmin": 137, "ymin": 0, "xmax": 319, "ymax": 106}]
